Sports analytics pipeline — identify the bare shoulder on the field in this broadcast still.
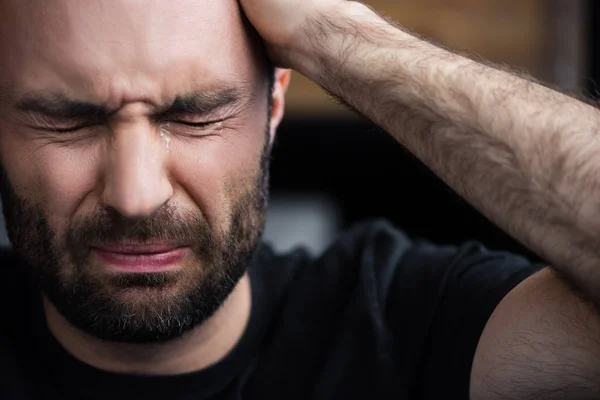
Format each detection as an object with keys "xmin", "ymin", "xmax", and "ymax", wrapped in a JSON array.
[{"xmin": 470, "ymin": 267, "xmax": 600, "ymax": 400}]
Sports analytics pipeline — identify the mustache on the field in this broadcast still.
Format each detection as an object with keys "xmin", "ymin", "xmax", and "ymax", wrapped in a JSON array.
[{"xmin": 66, "ymin": 204, "xmax": 213, "ymax": 250}]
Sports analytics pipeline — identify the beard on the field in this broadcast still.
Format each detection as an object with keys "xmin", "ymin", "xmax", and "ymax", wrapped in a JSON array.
[{"xmin": 0, "ymin": 138, "xmax": 271, "ymax": 344}]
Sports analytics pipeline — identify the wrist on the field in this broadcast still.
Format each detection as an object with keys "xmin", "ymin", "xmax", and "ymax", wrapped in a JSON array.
[{"xmin": 282, "ymin": 1, "xmax": 393, "ymax": 81}]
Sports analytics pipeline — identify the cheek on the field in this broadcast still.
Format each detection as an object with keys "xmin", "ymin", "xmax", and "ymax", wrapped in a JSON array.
[
  {"xmin": 0, "ymin": 137, "xmax": 101, "ymax": 232},
  {"xmin": 169, "ymin": 128, "xmax": 265, "ymax": 229}
]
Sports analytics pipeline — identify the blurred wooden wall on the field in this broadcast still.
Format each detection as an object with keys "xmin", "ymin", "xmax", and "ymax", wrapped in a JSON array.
[{"xmin": 284, "ymin": 0, "xmax": 586, "ymax": 117}]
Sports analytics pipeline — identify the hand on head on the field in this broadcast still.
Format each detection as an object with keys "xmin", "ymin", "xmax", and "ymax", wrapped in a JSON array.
[{"xmin": 239, "ymin": 0, "xmax": 347, "ymax": 66}]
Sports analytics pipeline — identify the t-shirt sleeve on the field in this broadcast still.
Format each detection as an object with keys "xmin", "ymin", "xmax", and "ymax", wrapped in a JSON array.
[{"xmin": 380, "ymin": 223, "xmax": 546, "ymax": 398}]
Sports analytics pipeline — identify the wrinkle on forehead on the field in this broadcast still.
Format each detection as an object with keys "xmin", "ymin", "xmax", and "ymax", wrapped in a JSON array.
[{"xmin": 0, "ymin": 0, "xmax": 267, "ymax": 111}]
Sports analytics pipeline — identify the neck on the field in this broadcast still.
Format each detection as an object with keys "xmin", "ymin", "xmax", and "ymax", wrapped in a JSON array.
[{"xmin": 43, "ymin": 272, "xmax": 252, "ymax": 376}]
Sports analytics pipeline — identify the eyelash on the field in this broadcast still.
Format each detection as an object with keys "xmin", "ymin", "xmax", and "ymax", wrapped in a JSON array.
[
  {"xmin": 40, "ymin": 120, "xmax": 221, "ymax": 134},
  {"xmin": 170, "ymin": 120, "xmax": 218, "ymax": 128},
  {"xmin": 47, "ymin": 124, "xmax": 97, "ymax": 133}
]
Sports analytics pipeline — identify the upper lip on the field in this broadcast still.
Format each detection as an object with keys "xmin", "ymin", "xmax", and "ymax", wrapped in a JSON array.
[{"xmin": 93, "ymin": 242, "xmax": 184, "ymax": 254}]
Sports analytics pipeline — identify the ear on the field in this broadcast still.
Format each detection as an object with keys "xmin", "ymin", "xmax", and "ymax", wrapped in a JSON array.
[{"xmin": 268, "ymin": 68, "xmax": 292, "ymax": 146}]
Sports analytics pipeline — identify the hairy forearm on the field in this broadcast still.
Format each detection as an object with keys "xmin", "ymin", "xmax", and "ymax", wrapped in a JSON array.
[{"xmin": 291, "ymin": 2, "xmax": 600, "ymax": 304}]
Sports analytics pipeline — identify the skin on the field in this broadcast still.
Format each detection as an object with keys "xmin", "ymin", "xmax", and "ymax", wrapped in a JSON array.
[
  {"xmin": 0, "ymin": 0, "xmax": 291, "ymax": 375},
  {"xmin": 240, "ymin": 0, "xmax": 600, "ymax": 398}
]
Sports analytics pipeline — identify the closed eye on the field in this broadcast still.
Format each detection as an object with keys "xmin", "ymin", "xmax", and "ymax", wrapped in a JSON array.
[
  {"xmin": 33, "ymin": 120, "xmax": 221, "ymax": 133},
  {"xmin": 36, "ymin": 123, "xmax": 99, "ymax": 133},
  {"xmin": 171, "ymin": 120, "xmax": 220, "ymax": 128}
]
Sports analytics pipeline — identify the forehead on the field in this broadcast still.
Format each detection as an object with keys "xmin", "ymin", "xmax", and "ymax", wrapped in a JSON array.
[{"xmin": 0, "ymin": 0, "xmax": 264, "ymax": 107}]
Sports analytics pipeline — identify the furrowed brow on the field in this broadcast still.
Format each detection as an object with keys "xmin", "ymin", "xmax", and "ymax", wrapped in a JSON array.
[
  {"xmin": 166, "ymin": 88, "xmax": 246, "ymax": 116},
  {"xmin": 15, "ymin": 92, "xmax": 111, "ymax": 119}
]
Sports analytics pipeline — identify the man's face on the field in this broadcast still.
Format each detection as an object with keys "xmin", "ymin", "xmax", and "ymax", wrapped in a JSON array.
[{"xmin": 0, "ymin": 0, "xmax": 281, "ymax": 343}]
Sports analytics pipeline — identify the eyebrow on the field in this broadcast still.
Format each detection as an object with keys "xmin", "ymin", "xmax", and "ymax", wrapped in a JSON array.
[
  {"xmin": 14, "ymin": 87, "xmax": 247, "ymax": 120},
  {"xmin": 162, "ymin": 88, "xmax": 246, "ymax": 116},
  {"xmin": 15, "ymin": 93, "xmax": 111, "ymax": 120}
]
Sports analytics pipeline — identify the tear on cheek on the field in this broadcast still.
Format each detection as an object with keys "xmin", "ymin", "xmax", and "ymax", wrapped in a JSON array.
[{"xmin": 159, "ymin": 124, "xmax": 172, "ymax": 152}]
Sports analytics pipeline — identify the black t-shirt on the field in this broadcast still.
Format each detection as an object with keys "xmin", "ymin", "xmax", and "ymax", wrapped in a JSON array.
[{"xmin": 0, "ymin": 219, "xmax": 544, "ymax": 399}]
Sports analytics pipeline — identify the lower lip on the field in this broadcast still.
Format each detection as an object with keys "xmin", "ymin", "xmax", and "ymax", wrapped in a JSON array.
[{"xmin": 93, "ymin": 247, "xmax": 189, "ymax": 273}]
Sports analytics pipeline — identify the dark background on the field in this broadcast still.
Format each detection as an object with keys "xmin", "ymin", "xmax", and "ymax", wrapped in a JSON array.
[{"xmin": 270, "ymin": 110, "xmax": 545, "ymax": 262}]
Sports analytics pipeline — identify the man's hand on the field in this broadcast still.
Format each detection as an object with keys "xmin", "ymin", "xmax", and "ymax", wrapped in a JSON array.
[
  {"xmin": 239, "ymin": 0, "xmax": 365, "ymax": 68},
  {"xmin": 238, "ymin": 0, "xmax": 328, "ymax": 64}
]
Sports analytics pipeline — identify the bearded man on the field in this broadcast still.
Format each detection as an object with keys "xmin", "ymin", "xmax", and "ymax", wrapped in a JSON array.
[{"xmin": 1, "ymin": 1, "xmax": 600, "ymax": 399}]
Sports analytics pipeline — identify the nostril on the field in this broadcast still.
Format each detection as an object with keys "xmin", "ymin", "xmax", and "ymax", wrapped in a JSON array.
[
  {"xmin": 102, "ymin": 173, "xmax": 173, "ymax": 220},
  {"xmin": 110, "ymin": 196, "xmax": 168, "ymax": 220}
]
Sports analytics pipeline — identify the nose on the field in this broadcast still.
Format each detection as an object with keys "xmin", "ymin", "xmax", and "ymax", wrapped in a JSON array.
[{"xmin": 101, "ymin": 122, "xmax": 173, "ymax": 219}]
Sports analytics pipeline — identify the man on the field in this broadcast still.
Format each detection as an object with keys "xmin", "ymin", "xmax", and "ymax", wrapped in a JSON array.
[{"xmin": 1, "ymin": 0, "xmax": 599, "ymax": 398}]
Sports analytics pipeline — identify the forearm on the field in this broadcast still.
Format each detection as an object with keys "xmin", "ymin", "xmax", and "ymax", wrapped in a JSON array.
[{"xmin": 290, "ymin": 2, "xmax": 600, "ymax": 304}]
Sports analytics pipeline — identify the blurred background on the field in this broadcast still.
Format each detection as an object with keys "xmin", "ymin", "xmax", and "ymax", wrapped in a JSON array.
[{"xmin": 1, "ymin": 0, "xmax": 599, "ymax": 264}]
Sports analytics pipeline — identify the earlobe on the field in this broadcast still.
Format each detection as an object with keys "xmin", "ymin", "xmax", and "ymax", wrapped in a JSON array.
[{"xmin": 269, "ymin": 68, "xmax": 292, "ymax": 146}]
